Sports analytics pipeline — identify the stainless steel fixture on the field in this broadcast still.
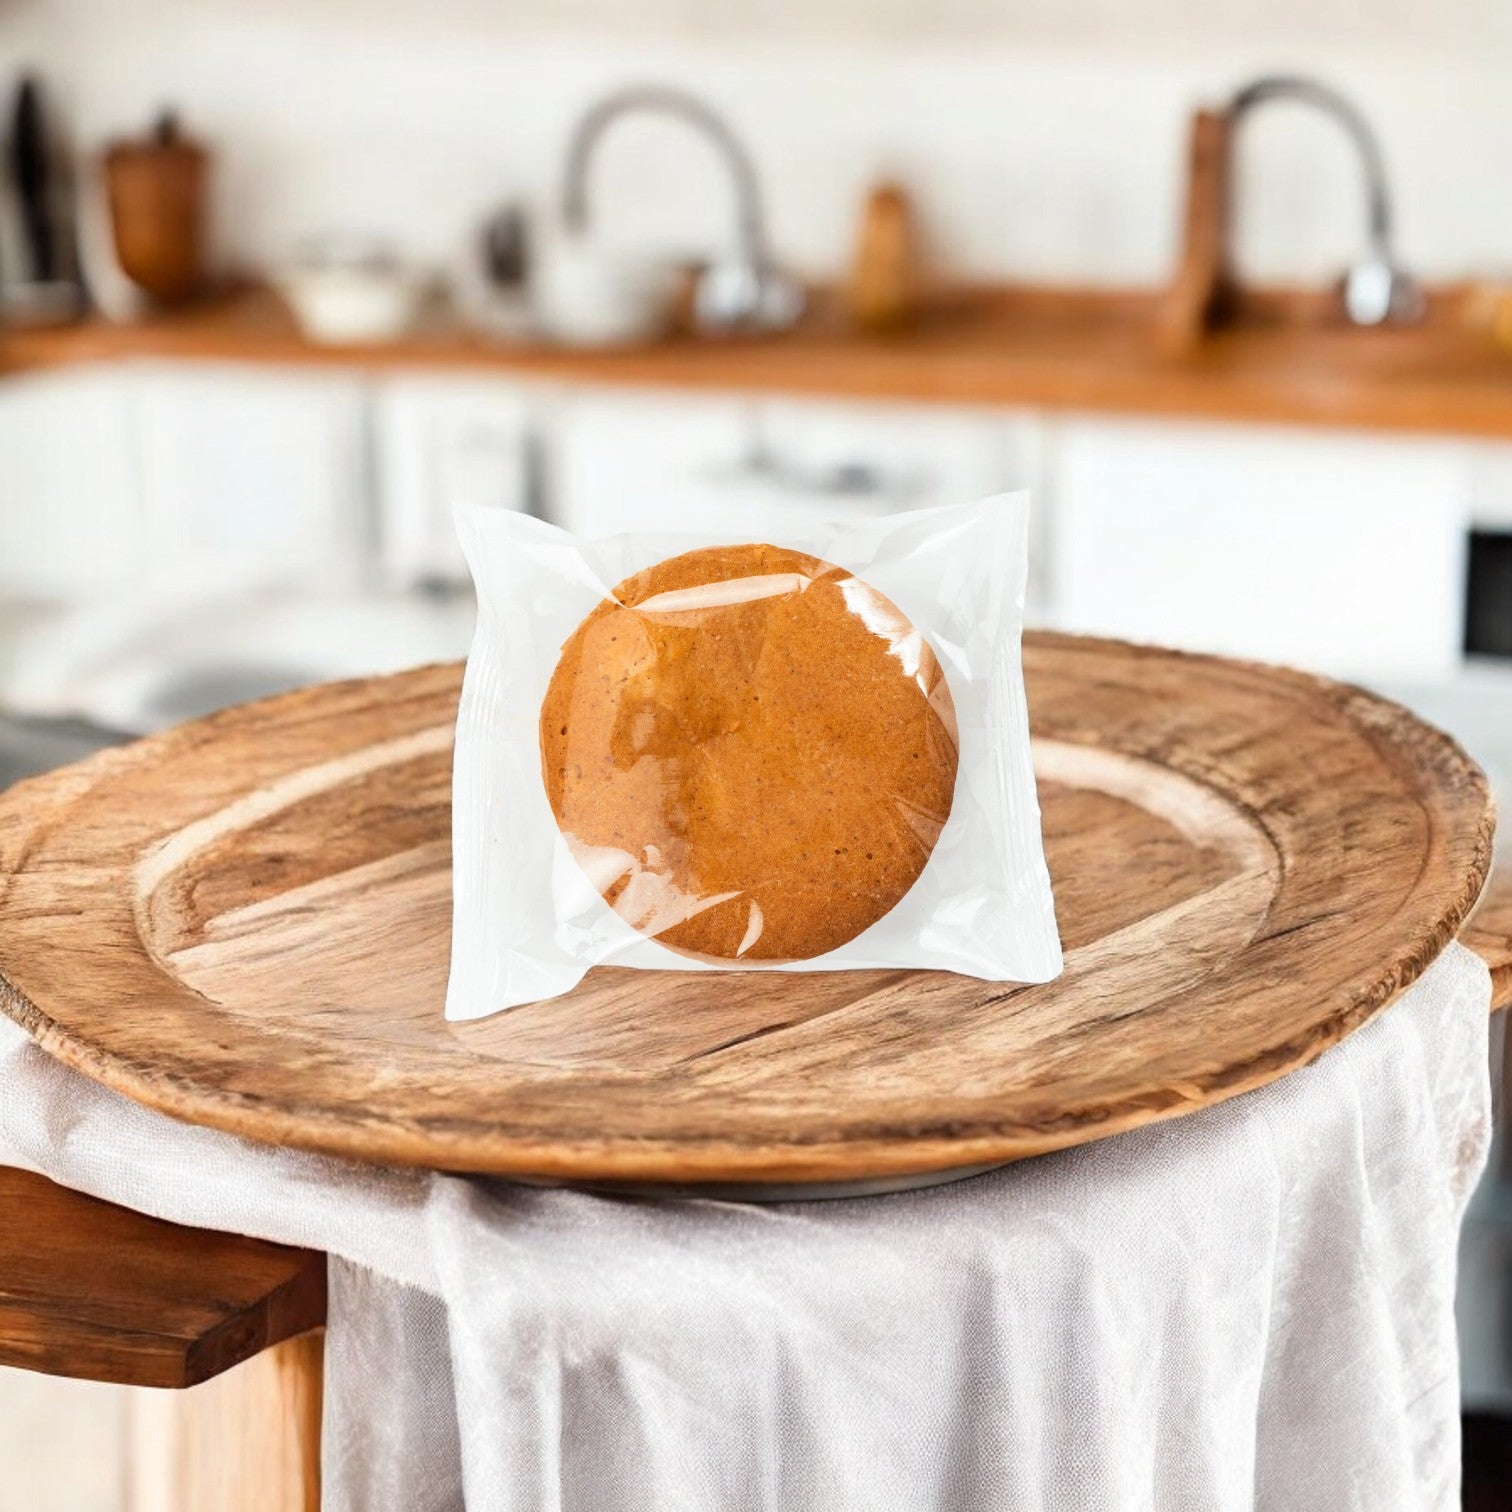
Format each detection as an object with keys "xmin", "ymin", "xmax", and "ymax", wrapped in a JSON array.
[
  {"xmin": 1229, "ymin": 75, "xmax": 1423, "ymax": 327},
  {"xmin": 560, "ymin": 85, "xmax": 803, "ymax": 335}
]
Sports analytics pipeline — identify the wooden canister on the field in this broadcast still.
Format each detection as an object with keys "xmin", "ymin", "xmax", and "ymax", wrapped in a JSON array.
[
  {"xmin": 847, "ymin": 182, "xmax": 920, "ymax": 333},
  {"xmin": 104, "ymin": 113, "xmax": 209, "ymax": 304}
]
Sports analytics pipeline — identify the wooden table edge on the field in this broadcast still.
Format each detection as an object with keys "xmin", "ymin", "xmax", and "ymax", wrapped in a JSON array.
[
  {"xmin": 1466, "ymin": 864, "xmax": 1512, "ymax": 1015},
  {"xmin": 0, "ymin": 1166, "xmax": 326, "ymax": 1390}
]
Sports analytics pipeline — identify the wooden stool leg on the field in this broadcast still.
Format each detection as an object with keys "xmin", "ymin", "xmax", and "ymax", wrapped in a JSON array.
[{"xmin": 124, "ymin": 1330, "xmax": 324, "ymax": 1512}]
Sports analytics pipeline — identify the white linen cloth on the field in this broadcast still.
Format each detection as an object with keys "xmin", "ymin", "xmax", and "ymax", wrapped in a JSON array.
[{"xmin": 0, "ymin": 944, "xmax": 1492, "ymax": 1512}]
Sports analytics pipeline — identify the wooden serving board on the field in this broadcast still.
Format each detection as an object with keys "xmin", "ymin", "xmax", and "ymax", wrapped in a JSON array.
[{"xmin": 0, "ymin": 633, "xmax": 1494, "ymax": 1193}]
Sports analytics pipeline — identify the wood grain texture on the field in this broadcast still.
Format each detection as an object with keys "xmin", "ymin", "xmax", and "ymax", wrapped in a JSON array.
[
  {"xmin": 0, "ymin": 633, "xmax": 1494, "ymax": 1189},
  {"xmin": 1158, "ymin": 108, "xmax": 1234, "ymax": 356},
  {"xmin": 0, "ymin": 1168, "xmax": 325, "ymax": 1389},
  {"xmin": 1466, "ymin": 866, "xmax": 1512, "ymax": 1013},
  {"xmin": 125, "ymin": 1330, "xmax": 323, "ymax": 1512},
  {"xmin": 5, "ymin": 281, "xmax": 1512, "ymax": 441}
]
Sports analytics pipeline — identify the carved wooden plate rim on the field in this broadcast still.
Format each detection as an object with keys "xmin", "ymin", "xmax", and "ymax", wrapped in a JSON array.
[{"xmin": 0, "ymin": 632, "xmax": 1494, "ymax": 1190}]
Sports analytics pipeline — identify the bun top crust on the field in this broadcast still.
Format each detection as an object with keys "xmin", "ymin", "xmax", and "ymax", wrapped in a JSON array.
[{"xmin": 539, "ymin": 543, "xmax": 958, "ymax": 962}]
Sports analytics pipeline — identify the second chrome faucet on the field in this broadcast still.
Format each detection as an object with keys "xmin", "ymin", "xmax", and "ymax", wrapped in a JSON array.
[{"xmin": 560, "ymin": 85, "xmax": 804, "ymax": 336}]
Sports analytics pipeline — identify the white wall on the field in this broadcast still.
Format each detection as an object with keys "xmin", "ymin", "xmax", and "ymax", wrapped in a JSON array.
[{"xmin": 0, "ymin": 0, "xmax": 1507, "ymax": 290}]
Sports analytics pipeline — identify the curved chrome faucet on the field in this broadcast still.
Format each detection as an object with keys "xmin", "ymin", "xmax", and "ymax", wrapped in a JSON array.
[
  {"xmin": 561, "ymin": 85, "xmax": 803, "ymax": 334},
  {"xmin": 1229, "ymin": 75, "xmax": 1422, "ymax": 325}
]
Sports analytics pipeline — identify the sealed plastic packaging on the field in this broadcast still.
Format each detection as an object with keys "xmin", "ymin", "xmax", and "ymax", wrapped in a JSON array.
[{"xmin": 447, "ymin": 493, "xmax": 1062, "ymax": 1018}]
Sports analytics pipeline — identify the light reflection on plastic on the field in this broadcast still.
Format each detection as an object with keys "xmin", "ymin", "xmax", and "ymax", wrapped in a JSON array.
[{"xmin": 630, "ymin": 572, "xmax": 814, "ymax": 617}]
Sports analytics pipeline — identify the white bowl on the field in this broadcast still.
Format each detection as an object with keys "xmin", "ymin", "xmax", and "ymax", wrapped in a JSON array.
[
  {"xmin": 276, "ymin": 263, "xmax": 427, "ymax": 344},
  {"xmin": 534, "ymin": 241, "xmax": 675, "ymax": 347}
]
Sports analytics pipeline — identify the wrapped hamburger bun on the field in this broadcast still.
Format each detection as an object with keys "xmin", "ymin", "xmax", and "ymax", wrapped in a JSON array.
[{"xmin": 539, "ymin": 543, "xmax": 958, "ymax": 962}]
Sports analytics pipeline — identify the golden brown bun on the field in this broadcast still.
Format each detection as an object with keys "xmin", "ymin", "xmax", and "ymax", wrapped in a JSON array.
[{"xmin": 539, "ymin": 543, "xmax": 958, "ymax": 961}]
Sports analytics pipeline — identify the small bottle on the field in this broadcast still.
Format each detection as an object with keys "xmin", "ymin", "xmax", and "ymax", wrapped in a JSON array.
[{"xmin": 848, "ymin": 181, "xmax": 919, "ymax": 334}]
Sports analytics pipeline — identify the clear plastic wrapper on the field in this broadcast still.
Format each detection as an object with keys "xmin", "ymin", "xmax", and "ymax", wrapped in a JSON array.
[{"xmin": 447, "ymin": 493, "xmax": 1062, "ymax": 1018}]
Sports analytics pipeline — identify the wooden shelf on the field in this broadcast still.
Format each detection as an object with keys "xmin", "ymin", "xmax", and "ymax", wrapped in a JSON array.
[
  {"xmin": 0, "ymin": 1167, "xmax": 325, "ymax": 1389},
  {"xmin": 5, "ymin": 283, "xmax": 1512, "ymax": 440}
]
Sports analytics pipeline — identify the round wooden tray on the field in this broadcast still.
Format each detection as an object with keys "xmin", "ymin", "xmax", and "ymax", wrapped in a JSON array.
[{"xmin": 0, "ymin": 633, "xmax": 1494, "ymax": 1194}]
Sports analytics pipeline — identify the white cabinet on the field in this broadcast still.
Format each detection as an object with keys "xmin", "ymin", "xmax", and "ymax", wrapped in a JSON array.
[
  {"xmin": 372, "ymin": 375, "xmax": 538, "ymax": 589},
  {"xmin": 0, "ymin": 360, "xmax": 1480, "ymax": 692},
  {"xmin": 0, "ymin": 363, "xmax": 368, "ymax": 605},
  {"xmin": 0, "ymin": 370, "xmax": 141, "ymax": 600},
  {"xmin": 550, "ymin": 389, "xmax": 760, "ymax": 536},
  {"xmin": 551, "ymin": 389, "xmax": 1037, "ymax": 546},
  {"xmin": 1046, "ymin": 418, "xmax": 1470, "ymax": 681},
  {"xmin": 0, "ymin": 362, "xmax": 538, "ymax": 608},
  {"xmin": 130, "ymin": 363, "xmax": 368, "ymax": 591},
  {"xmin": 1467, "ymin": 445, "xmax": 1512, "ymax": 531},
  {"xmin": 757, "ymin": 398, "xmax": 1033, "ymax": 511}
]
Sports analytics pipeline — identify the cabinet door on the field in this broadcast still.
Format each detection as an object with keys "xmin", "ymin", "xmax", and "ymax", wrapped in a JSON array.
[
  {"xmin": 551, "ymin": 388, "xmax": 1036, "ymax": 543},
  {"xmin": 130, "ymin": 363, "xmax": 368, "ymax": 591},
  {"xmin": 759, "ymin": 398, "xmax": 1047, "ymax": 609},
  {"xmin": 0, "ymin": 369, "xmax": 141, "ymax": 600},
  {"xmin": 549, "ymin": 389, "xmax": 758, "ymax": 536},
  {"xmin": 372, "ymin": 375, "xmax": 536, "ymax": 589},
  {"xmin": 757, "ymin": 399, "xmax": 1033, "ymax": 507},
  {"xmin": 1048, "ymin": 419, "xmax": 1469, "ymax": 681}
]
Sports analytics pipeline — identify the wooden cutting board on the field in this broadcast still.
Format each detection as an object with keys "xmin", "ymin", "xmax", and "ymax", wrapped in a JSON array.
[{"xmin": 0, "ymin": 633, "xmax": 1494, "ymax": 1195}]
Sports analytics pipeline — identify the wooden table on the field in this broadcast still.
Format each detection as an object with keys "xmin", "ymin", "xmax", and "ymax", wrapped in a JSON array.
[
  {"xmin": 0, "ymin": 1167, "xmax": 325, "ymax": 1511},
  {"xmin": 2, "ymin": 872, "xmax": 1507, "ymax": 1510}
]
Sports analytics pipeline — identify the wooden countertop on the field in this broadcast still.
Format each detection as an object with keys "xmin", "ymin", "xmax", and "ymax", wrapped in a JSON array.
[{"xmin": 5, "ymin": 283, "xmax": 1512, "ymax": 440}]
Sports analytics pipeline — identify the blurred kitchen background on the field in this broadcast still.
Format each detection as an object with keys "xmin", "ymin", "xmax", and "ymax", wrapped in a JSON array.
[{"xmin": 3, "ymin": 1, "xmax": 1512, "ymax": 1507}]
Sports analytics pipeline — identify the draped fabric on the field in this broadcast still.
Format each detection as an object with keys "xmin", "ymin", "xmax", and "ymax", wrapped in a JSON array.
[{"xmin": 0, "ymin": 945, "xmax": 1490, "ymax": 1512}]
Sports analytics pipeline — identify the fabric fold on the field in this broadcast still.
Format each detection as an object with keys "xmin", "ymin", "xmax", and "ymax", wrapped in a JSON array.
[{"xmin": 0, "ymin": 944, "xmax": 1491, "ymax": 1512}]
